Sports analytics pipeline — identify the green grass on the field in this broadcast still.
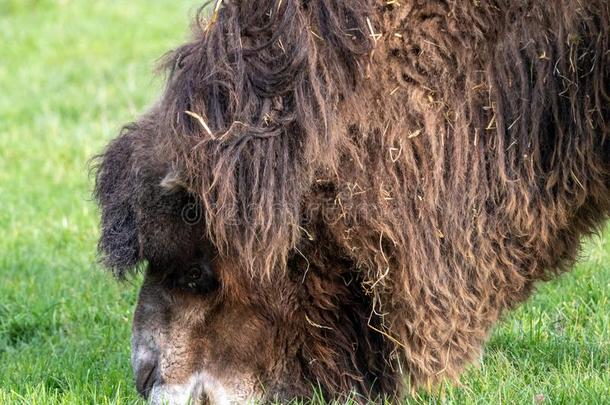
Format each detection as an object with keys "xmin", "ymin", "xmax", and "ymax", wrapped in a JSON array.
[{"xmin": 0, "ymin": 2, "xmax": 608, "ymax": 404}]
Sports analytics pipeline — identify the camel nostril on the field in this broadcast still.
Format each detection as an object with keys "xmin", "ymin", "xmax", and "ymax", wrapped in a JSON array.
[
  {"xmin": 196, "ymin": 383, "xmax": 211, "ymax": 405},
  {"xmin": 135, "ymin": 360, "xmax": 159, "ymax": 399}
]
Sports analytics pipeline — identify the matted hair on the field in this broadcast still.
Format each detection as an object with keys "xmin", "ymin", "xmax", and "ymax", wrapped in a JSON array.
[{"xmin": 155, "ymin": 0, "xmax": 375, "ymax": 275}]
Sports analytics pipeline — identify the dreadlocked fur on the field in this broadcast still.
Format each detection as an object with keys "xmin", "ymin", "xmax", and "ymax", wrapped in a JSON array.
[
  {"xmin": 95, "ymin": 0, "xmax": 610, "ymax": 399},
  {"xmin": 154, "ymin": 0, "xmax": 374, "ymax": 275}
]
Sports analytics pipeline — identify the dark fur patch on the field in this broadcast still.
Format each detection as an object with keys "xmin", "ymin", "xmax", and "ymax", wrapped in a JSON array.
[{"xmin": 93, "ymin": 130, "xmax": 141, "ymax": 274}]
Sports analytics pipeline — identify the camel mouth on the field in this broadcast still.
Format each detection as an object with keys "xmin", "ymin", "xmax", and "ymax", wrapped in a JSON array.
[
  {"xmin": 148, "ymin": 379, "xmax": 204, "ymax": 405},
  {"xmin": 136, "ymin": 361, "xmax": 158, "ymax": 399},
  {"xmin": 145, "ymin": 372, "xmax": 241, "ymax": 405}
]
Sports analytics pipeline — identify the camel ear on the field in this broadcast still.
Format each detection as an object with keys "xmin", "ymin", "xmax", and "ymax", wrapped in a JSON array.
[
  {"xmin": 93, "ymin": 128, "xmax": 142, "ymax": 277},
  {"xmin": 159, "ymin": 167, "xmax": 188, "ymax": 193}
]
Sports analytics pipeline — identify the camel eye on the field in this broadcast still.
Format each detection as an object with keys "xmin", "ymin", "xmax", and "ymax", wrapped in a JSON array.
[
  {"xmin": 172, "ymin": 262, "xmax": 219, "ymax": 295},
  {"xmin": 186, "ymin": 267, "xmax": 202, "ymax": 288}
]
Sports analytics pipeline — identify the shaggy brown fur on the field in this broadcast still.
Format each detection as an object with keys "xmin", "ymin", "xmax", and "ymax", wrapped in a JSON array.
[{"xmin": 94, "ymin": 0, "xmax": 610, "ymax": 401}]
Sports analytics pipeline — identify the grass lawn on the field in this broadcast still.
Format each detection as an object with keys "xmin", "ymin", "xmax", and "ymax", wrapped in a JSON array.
[{"xmin": 0, "ymin": 1, "xmax": 608, "ymax": 404}]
